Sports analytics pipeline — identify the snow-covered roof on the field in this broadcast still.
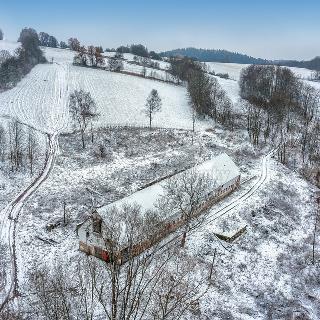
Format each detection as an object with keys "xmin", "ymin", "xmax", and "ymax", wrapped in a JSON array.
[
  {"xmin": 197, "ymin": 153, "xmax": 240, "ymax": 187},
  {"xmin": 97, "ymin": 153, "xmax": 239, "ymax": 219}
]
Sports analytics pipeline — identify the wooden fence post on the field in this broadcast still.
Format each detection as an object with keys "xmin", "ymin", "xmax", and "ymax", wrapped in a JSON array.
[{"xmin": 209, "ymin": 248, "xmax": 217, "ymax": 282}]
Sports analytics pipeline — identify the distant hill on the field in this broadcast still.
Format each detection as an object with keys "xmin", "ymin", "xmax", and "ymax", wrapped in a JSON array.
[
  {"xmin": 277, "ymin": 56, "xmax": 320, "ymax": 71},
  {"xmin": 160, "ymin": 47, "xmax": 320, "ymax": 71},
  {"xmin": 160, "ymin": 47, "xmax": 269, "ymax": 65}
]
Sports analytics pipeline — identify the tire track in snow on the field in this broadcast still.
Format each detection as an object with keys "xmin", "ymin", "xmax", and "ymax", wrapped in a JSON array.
[
  {"xmin": 200, "ymin": 147, "xmax": 277, "ymax": 225},
  {"xmin": 0, "ymin": 134, "xmax": 59, "ymax": 311},
  {"xmin": 0, "ymin": 63, "xmax": 69, "ymax": 311},
  {"xmin": 148, "ymin": 148, "xmax": 277, "ymax": 256}
]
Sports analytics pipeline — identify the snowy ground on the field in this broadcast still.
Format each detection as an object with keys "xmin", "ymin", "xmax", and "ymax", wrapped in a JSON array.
[
  {"xmin": 68, "ymin": 65, "xmax": 202, "ymax": 130},
  {"xmin": 8, "ymin": 125, "xmax": 319, "ymax": 319},
  {"xmin": 0, "ymin": 43, "xmax": 207, "ymax": 132},
  {"xmin": 0, "ymin": 40, "xmax": 20, "ymax": 55},
  {"xmin": 15, "ymin": 126, "xmax": 258, "ymax": 289},
  {"xmin": 189, "ymin": 160, "xmax": 320, "ymax": 319},
  {"xmin": 0, "ymin": 62, "xmax": 70, "ymax": 134},
  {"xmin": 104, "ymin": 52, "xmax": 171, "ymax": 70},
  {"xmin": 0, "ymin": 40, "xmax": 319, "ymax": 319},
  {"xmin": 206, "ymin": 61, "xmax": 316, "ymax": 81}
]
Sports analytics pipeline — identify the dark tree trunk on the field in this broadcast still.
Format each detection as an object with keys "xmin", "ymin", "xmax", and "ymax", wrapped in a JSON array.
[{"xmin": 81, "ymin": 129, "xmax": 85, "ymax": 149}]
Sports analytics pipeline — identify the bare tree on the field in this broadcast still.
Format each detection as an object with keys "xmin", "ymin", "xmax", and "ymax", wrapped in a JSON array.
[
  {"xmin": 312, "ymin": 197, "xmax": 320, "ymax": 264},
  {"xmin": 144, "ymin": 89, "xmax": 162, "ymax": 129},
  {"xmin": 86, "ymin": 46, "xmax": 105, "ymax": 67},
  {"xmin": 246, "ymin": 103, "xmax": 263, "ymax": 146},
  {"xmin": 0, "ymin": 29, "xmax": 3, "ymax": 40},
  {"xmin": 69, "ymin": 90, "xmax": 99, "ymax": 148},
  {"xmin": 0, "ymin": 50, "xmax": 11, "ymax": 65},
  {"xmin": 141, "ymin": 65, "xmax": 147, "ymax": 78},
  {"xmin": 68, "ymin": 37, "xmax": 81, "ymax": 51},
  {"xmin": 312, "ymin": 71, "xmax": 320, "ymax": 81},
  {"xmin": 108, "ymin": 57, "xmax": 123, "ymax": 72},
  {"xmin": 73, "ymin": 45, "xmax": 88, "ymax": 66},
  {"xmin": 159, "ymin": 170, "xmax": 212, "ymax": 247},
  {"xmin": 26, "ymin": 205, "xmax": 208, "ymax": 320},
  {"xmin": 187, "ymin": 69, "xmax": 211, "ymax": 116},
  {"xmin": 9, "ymin": 120, "xmax": 24, "ymax": 171},
  {"xmin": 92, "ymin": 205, "xmax": 208, "ymax": 319},
  {"xmin": 26, "ymin": 264, "xmax": 77, "ymax": 320},
  {"xmin": 27, "ymin": 127, "xmax": 37, "ymax": 175},
  {"xmin": 87, "ymin": 45, "xmax": 95, "ymax": 66},
  {"xmin": 0, "ymin": 244, "xmax": 8, "ymax": 294},
  {"xmin": 0, "ymin": 124, "xmax": 6, "ymax": 162}
]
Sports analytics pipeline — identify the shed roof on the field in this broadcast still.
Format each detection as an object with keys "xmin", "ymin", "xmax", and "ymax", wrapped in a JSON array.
[{"xmin": 97, "ymin": 153, "xmax": 239, "ymax": 219}]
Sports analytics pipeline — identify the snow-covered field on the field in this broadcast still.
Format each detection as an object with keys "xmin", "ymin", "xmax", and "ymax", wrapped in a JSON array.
[
  {"xmin": 0, "ymin": 63, "xmax": 70, "ymax": 134},
  {"xmin": 211, "ymin": 74, "xmax": 240, "ymax": 105},
  {"xmin": 104, "ymin": 52, "xmax": 171, "ymax": 70},
  {"xmin": 68, "ymin": 65, "xmax": 200, "ymax": 129},
  {"xmin": 41, "ymin": 46, "xmax": 74, "ymax": 64},
  {"xmin": 0, "ymin": 40, "xmax": 20, "ymax": 55},
  {"xmin": 206, "ymin": 61, "xmax": 315, "ymax": 81},
  {"xmin": 0, "ymin": 43, "xmax": 208, "ymax": 133}
]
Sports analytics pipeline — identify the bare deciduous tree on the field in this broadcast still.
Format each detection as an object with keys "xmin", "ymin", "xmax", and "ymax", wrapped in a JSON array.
[
  {"xmin": 69, "ymin": 90, "xmax": 99, "ymax": 149},
  {"xmin": 0, "ymin": 50, "xmax": 11, "ymax": 65},
  {"xmin": 0, "ymin": 124, "xmax": 6, "ymax": 162},
  {"xmin": 159, "ymin": 170, "xmax": 212, "ymax": 247},
  {"xmin": 26, "ymin": 205, "xmax": 208, "ymax": 320},
  {"xmin": 68, "ymin": 37, "xmax": 81, "ymax": 51},
  {"xmin": 108, "ymin": 56, "xmax": 124, "ymax": 72},
  {"xmin": 27, "ymin": 127, "xmax": 37, "ymax": 175},
  {"xmin": 9, "ymin": 120, "xmax": 24, "ymax": 171},
  {"xmin": 144, "ymin": 89, "xmax": 162, "ymax": 129},
  {"xmin": 246, "ymin": 103, "xmax": 263, "ymax": 146}
]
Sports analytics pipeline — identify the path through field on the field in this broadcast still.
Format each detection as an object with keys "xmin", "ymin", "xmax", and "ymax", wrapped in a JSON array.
[
  {"xmin": 0, "ymin": 134, "xmax": 59, "ymax": 310},
  {"xmin": 0, "ymin": 62, "xmax": 69, "ymax": 311}
]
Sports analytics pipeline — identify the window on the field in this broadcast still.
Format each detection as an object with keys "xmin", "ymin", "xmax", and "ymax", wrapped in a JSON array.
[{"xmin": 93, "ymin": 217, "xmax": 102, "ymax": 234}]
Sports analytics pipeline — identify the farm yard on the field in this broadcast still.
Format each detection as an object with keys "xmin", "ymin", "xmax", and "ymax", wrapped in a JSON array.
[{"xmin": 2, "ymin": 123, "xmax": 318, "ymax": 319}]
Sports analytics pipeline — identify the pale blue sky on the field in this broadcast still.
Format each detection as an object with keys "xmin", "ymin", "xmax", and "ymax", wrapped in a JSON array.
[{"xmin": 1, "ymin": 0, "xmax": 319, "ymax": 60}]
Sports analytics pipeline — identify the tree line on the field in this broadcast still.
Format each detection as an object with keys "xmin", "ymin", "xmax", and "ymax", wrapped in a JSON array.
[
  {"xmin": 0, "ymin": 120, "xmax": 42, "ymax": 175},
  {"xmin": 161, "ymin": 47, "xmax": 269, "ymax": 64},
  {"xmin": 0, "ymin": 28, "xmax": 46, "ymax": 90},
  {"xmin": 161, "ymin": 48, "xmax": 320, "ymax": 72},
  {"xmin": 240, "ymin": 64, "xmax": 320, "ymax": 186},
  {"xmin": 109, "ymin": 44, "xmax": 162, "ymax": 61},
  {"xmin": 169, "ymin": 56, "xmax": 234, "ymax": 129},
  {"xmin": 279, "ymin": 56, "xmax": 320, "ymax": 72},
  {"xmin": 73, "ymin": 45, "xmax": 105, "ymax": 67},
  {"xmin": 68, "ymin": 87, "xmax": 162, "ymax": 150}
]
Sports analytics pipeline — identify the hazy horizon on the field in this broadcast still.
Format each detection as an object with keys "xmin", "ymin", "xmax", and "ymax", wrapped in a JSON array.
[{"xmin": 1, "ymin": 0, "xmax": 319, "ymax": 61}]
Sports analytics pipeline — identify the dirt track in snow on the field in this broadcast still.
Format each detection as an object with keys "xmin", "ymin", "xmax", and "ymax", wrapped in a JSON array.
[
  {"xmin": 0, "ymin": 61, "xmax": 68, "ymax": 310},
  {"xmin": 0, "ymin": 133, "xmax": 59, "ymax": 310}
]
